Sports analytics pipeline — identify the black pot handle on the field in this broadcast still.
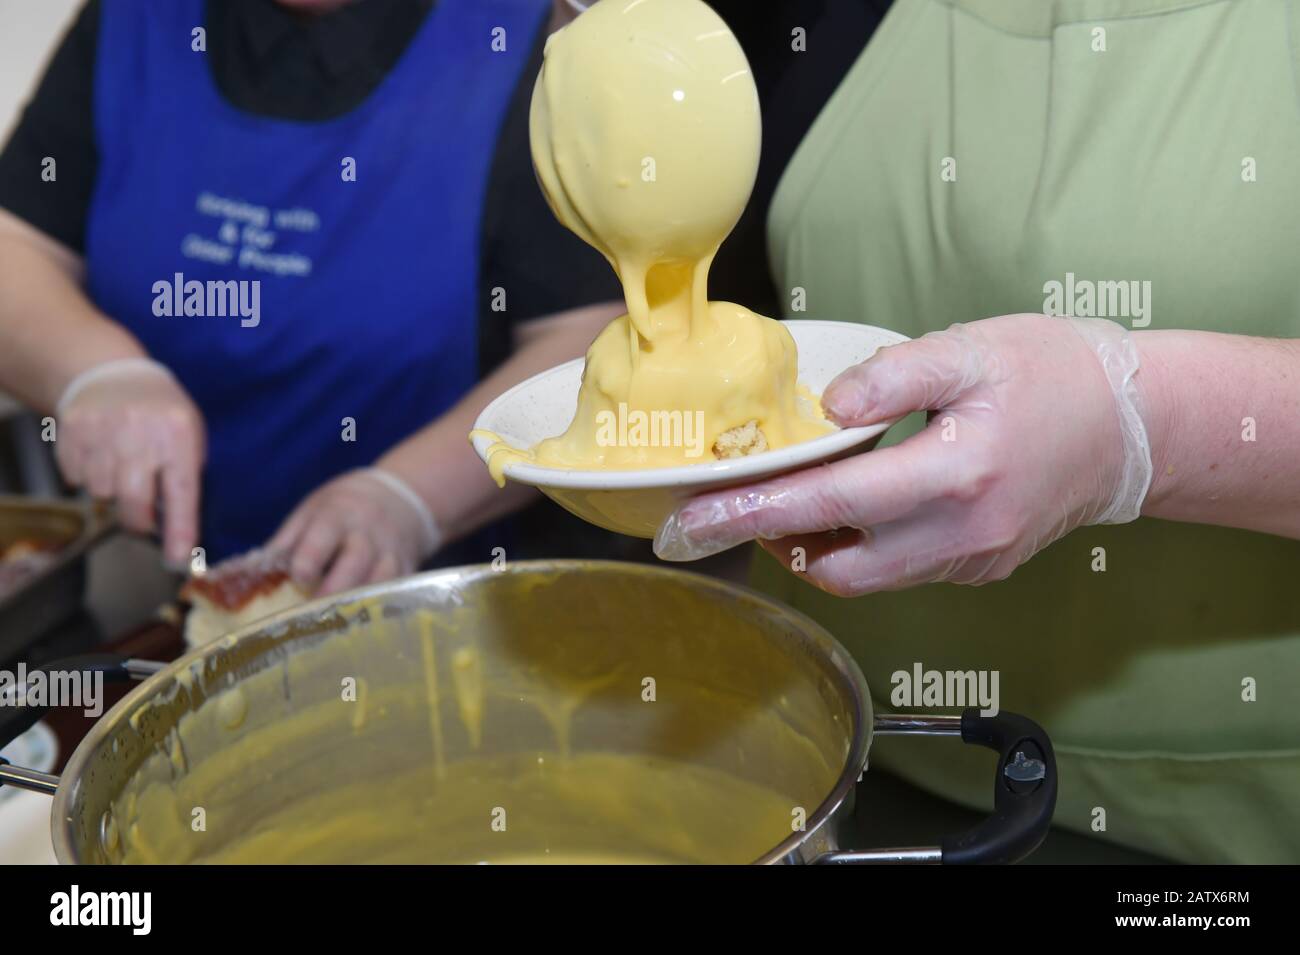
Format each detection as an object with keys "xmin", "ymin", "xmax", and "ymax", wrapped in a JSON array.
[
  {"xmin": 817, "ymin": 708, "xmax": 1056, "ymax": 865},
  {"xmin": 940, "ymin": 708, "xmax": 1057, "ymax": 864},
  {"xmin": 0, "ymin": 654, "xmax": 153, "ymax": 753}
]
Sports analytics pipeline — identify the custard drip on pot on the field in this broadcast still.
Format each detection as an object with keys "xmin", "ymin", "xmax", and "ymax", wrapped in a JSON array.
[{"xmin": 105, "ymin": 584, "xmax": 839, "ymax": 864}]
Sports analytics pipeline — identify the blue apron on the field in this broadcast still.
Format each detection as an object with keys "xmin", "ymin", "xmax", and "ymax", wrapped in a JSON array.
[{"xmin": 84, "ymin": 0, "xmax": 546, "ymax": 560}]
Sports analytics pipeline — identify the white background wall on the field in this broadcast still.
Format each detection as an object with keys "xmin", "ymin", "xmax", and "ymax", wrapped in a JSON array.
[
  {"xmin": 0, "ymin": 0, "xmax": 82, "ymax": 142},
  {"xmin": 0, "ymin": 0, "xmax": 82, "ymax": 414}
]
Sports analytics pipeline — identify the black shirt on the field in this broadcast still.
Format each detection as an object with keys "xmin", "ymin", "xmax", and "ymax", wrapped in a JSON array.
[{"xmin": 710, "ymin": 0, "xmax": 893, "ymax": 319}]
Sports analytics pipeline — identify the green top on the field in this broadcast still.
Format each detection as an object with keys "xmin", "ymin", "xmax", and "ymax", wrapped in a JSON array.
[{"xmin": 761, "ymin": 0, "xmax": 1300, "ymax": 862}]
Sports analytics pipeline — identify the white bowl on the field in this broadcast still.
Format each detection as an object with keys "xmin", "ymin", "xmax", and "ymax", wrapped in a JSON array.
[{"xmin": 471, "ymin": 320, "xmax": 910, "ymax": 538}]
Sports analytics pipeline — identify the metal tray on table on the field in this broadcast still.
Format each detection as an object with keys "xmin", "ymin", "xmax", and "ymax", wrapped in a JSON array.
[{"xmin": 0, "ymin": 496, "xmax": 114, "ymax": 660}]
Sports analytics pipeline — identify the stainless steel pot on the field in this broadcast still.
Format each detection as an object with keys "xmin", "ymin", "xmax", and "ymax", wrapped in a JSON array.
[{"xmin": 0, "ymin": 560, "xmax": 1055, "ymax": 864}]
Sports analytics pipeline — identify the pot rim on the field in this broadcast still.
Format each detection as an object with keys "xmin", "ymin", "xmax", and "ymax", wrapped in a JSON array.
[{"xmin": 52, "ymin": 559, "xmax": 873, "ymax": 864}]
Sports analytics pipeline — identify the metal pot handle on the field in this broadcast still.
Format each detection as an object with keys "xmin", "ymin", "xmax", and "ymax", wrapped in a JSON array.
[
  {"xmin": 817, "ymin": 708, "xmax": 1057, "ymax": 865},
  {"xmin": 0, "ymin": 654, "xmax": 164, "ymax": 796}
]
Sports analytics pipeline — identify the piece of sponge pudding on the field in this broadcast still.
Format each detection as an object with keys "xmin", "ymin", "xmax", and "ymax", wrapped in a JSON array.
[
  {"xmin": 712, "ymin": 420, "xmax": 769, "ymax": 459},
  {"xmin": 180, "ymin": 549, "xmax": 310, "ymax": 648}
]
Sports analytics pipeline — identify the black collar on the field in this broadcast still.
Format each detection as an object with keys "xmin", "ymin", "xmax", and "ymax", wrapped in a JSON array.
[
  {"xmin": 207, "ymin": 0, "xmax": 437, "ymax": 119},
  {"xmin": 221, "ymin": 0, "xmax": 434, "ymax": 80}
]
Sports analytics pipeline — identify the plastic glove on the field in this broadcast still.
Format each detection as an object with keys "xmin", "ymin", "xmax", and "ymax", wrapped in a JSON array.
[
  {"xmin": 268, "ymin": 467, "xmax": 442, "ymax": 596},
  {"xmin": 54, "ymin": 358, "xmax": 206, "ymax": 565},
  {"xmin": 654, "ymin": 314, "xmax": 1153, "ymax": 596}
]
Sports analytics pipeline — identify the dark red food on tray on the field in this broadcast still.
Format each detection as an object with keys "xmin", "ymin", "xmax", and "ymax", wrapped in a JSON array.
[{"xmin": 0, "ymin": 539, "xmax": 63, "ymax": 602}]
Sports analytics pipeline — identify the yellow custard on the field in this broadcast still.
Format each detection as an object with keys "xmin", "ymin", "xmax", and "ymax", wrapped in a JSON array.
[
  {"xmin": 105, "ymin": 593, "xmax": 833, "ymax": 865},
  {"xmin": 475, "ymin": 0, "xmax": 831, "ymax": 486}
]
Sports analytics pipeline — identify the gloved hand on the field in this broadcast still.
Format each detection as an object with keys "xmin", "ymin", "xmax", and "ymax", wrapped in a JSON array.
[
  {"xmin": 654, "ymin": 314, "xmax": 1154, "ymax": 596},
  {"xmin": 54, "ymin": 358, "xmax": 206, "ymax": 565},
  {"xmin": 268, "ymin": 467, "xmax": 442, "ymax": 596}
]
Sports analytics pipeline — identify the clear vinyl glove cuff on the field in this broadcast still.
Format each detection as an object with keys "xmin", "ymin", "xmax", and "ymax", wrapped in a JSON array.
[
  {"xmin": 361, "ymin": 467, "xmax": 443, "ymax": 559},
  {"xmin": 55, "ymin": 357, "xmax": 176, "ymax": 413},
  {"xmin": 1066, "ymin": 317, "xmax": 1154, "ymax": 525}
]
